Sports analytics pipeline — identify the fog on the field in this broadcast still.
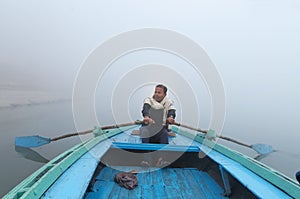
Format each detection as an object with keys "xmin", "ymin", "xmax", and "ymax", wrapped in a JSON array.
[{"xmin": 1, "ymin": 0, "xmax": 300, "ymax": 150}]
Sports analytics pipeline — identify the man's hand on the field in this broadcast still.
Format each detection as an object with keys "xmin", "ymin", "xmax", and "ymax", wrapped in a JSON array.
[
  {"xmin": 143, "ymin": 116, "xmax": 153, "ymax": 124},
  {"xmin": 167, "ymin": 116, "xmax": 175, "ymax": 124}
]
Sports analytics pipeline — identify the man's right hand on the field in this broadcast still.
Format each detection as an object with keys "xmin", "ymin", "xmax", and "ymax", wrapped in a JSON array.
[{"xmin": 143, "ymin": 116, "xmax": 153, "ymax": 124}]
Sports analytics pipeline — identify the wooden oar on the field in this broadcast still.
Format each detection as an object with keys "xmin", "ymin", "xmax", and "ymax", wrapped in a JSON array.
[
  {"xmin": 15, "ymin": 121, "xmax": 143, "ymax": 148},
  {"xmin": 173, "ymin": 122, "xmax": 273, "ymax": 155}
]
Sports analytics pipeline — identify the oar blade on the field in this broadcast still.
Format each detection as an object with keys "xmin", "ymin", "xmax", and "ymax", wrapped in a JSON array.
[
  {"xmin": 15, "ymin": 135, "xmax": 51, "ymax": 148},
  {"xmin": 252, "ymin": 143, "xmax": 273, "ymax": 155}
]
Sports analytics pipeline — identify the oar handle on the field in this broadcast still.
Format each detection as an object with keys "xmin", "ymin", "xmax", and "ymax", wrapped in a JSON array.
[
  {"xmin": 51, "ymin": 129, "xmax": 94, "ymax": 141},
  {"xmin": 51, "ymin": 121, "xmax": 143, "ymax": 142},
  {"xmin": 218, "ymin": 135, "xmax": 251, "ymax": 148},
  {"xmin": 173, "ymin": 122, "xmax": 272, "ymax": 154},
  {"xmin": 173, "ymin": 122, "xmax": 252, "ymax": 148},
  {"xmin": 101, "ymin": 121, "xmax": 143, "ymax": 130},
  {"xmin": 173, "ymin": 122, "xmax": 207, "ymax": 134}
]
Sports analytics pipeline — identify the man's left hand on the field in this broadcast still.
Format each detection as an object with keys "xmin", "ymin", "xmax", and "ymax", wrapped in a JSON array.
[{"xmin": 167, "ymin": 117, "xmax": 175, "ymax": 124}]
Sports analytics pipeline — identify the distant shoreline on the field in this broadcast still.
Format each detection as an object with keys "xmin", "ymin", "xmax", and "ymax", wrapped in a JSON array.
[
  {"xmin": 0, "ymin": 86, "xmax": 71, "ymax": 109},
  {"xmin": 0, "ymin": 98, "xmax": 71, "ymax": 110}
]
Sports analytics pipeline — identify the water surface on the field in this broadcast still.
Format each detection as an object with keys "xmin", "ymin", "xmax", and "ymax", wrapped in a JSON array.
[{"xmin": 0, "ymin": 101, "xmax": 81, "ymax": 197}]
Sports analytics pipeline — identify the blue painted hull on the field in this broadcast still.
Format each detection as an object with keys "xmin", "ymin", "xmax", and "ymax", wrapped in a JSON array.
[{"xmin": 4, "ymin": 126, "xmax": 300, "ymax": 198}]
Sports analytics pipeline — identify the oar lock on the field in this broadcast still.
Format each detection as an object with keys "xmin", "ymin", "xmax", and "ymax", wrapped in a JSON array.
[{"xmin": 93, "ymin": 126, "xmax": 105, "ymax": 136}]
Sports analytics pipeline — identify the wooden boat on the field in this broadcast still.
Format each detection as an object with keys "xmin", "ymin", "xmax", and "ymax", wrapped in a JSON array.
[{"xmin": 4, "ymin": 124, "xmax": 300, "ymax": 199}]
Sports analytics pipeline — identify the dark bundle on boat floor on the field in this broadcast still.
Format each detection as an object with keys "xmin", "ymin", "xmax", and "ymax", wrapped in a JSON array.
[
  {"xmin": 84, "ymin": 145, "xmax": 258, "ymax": 199},
  {"xmin": 85, "ymin": 166, "xmax": 229, "ymax": 199},
  {"xmin": 114, "ymin": 171, "xmax": 138, "ymax": 190}
]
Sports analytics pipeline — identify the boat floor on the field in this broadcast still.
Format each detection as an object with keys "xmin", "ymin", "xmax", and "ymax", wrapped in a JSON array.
[{"xmin": 85, "ymin": 166, "xmax": 228, "ymax": 199}]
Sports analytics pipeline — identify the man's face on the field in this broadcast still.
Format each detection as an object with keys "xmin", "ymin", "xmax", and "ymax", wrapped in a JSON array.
[{"xmin": 153, "ymin": 87, "xmax": 166, "ymax": 102}]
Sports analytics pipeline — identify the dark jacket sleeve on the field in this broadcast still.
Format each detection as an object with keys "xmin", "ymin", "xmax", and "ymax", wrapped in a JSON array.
[
  {"xmin": 167, "ymin": 109, "xmax": 176, "ymax": 119},
  {"xmin": 141, "ymin": 103, "xmax": 151, "ymax": 117}
]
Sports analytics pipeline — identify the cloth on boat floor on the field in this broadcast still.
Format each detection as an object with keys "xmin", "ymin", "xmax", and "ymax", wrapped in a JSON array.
[{"xmin": 114, "ymin": 171, "xmax": 138, "ymax": 190}]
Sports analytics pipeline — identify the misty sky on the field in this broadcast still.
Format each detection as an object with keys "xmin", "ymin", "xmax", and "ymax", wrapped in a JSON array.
[{"xmin": 1, "ymin": 0, "xmax": 300, "ymax": 150}]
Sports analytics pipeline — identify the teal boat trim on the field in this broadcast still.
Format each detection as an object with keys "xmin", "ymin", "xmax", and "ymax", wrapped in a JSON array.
[
  {"xmin": 111, "ymin": 142, "xmax": 200, "ymax": 152},
  {"xmin": 4, "ymin": 125, "xmax": 300, "ymax": 198},
  {"xmin": 42, "ymin": 138, "xmax": 112, "ymax": 198},
  {"xmin": 172, "ymin": 126, "xmax": 300, "ymax": 198},
  {"xmin": 3, "ymin": 125, "xmax": 137, "ymax": 199}
]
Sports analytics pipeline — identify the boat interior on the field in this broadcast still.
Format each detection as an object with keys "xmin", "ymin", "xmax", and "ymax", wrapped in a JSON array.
[{"xmin": 84, "ymin": 142, "xmax": 256, "ymax": 199}]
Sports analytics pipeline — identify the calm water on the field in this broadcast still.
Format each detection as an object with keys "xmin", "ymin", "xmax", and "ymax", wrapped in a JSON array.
[
  {"xmin": 1, "ymin": 101, "xmax": 300, "ymax": 197},
  {"xmin": 0, "ymin": 101, "xmax": 81, "ymax": 197}
]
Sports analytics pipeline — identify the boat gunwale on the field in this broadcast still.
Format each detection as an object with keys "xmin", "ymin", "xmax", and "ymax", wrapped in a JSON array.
[
  {"xmin": 3, "ymin": 125, "xmax": 137, "ymax": 199},
  {"xmin": 4, "ymin": 125, "xmax": 300, "ymax": 198},
  {"xmin": 172, "ymin": 126, "xmax": 300, "ymax": 198}
]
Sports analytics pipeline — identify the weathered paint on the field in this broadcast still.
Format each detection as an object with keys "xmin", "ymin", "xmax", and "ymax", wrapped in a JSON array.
[
  {"xmin": 41, "ymin": 139, "xmax": 112, "ymax": 198},
  {"xmin": 85, "ymin": 166, "xmax": 228, "ymax": 199},
  {"xmin": 172, "ymin": 126, "xmax": 299, "ymax": 198},
  {"xmin": 3, "ymin": 126, "xmax": 137, "ymax": 199},
  {"xmin": 5, "ymin": 125, "xmax": 300, "ymax": 199}
]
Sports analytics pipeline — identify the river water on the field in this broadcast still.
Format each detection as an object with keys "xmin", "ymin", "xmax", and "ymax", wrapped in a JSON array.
[
  {"xmin": 0, "ymin": 101, "xmax": 81, "ymax": 197},
  {"xmin": 0, "ymin": 101, "xmax": 300, "ymax": 197}
]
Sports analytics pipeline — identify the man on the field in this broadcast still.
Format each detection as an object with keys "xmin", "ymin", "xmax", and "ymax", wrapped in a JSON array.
[{"xmin": 140, "ymin": 84, "xmax": 176, "ymax": 144}]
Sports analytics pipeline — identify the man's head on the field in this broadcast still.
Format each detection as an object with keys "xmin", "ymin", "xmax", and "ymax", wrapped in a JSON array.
[{"xmin": 153, "ymin": 84, "xmax": 167, "ymax": 102}]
